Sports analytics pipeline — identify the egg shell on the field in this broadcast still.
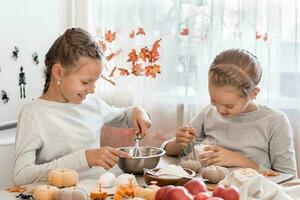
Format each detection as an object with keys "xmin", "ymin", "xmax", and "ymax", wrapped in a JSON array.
[{"xmin": 98, "ymin": 172, "xmax": 116, "ymax": 188}]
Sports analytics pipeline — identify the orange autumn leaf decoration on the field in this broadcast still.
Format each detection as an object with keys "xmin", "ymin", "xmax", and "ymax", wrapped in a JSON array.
[
  {"xmin": 106, "ymin": 49, "xmax": 122, "ymax": 61},
  {"xmin": 150, "ymin": 39, "xmax": 161, "ymax": 62},
  {"xmin": 129, "ymin": 30, "xmax": 135, "ymax": 38},
  {"xmin": 139, "ymin": 47, "xmax": 151, "ymax": 62},
  {"xmin": 105, "ymin": 30, "xmax": 116, "ymax": 43},
  {"xmin": 6, "ymin": 185, "xmax": 27, "ymax": 193},
  {"xmin": 256, "ymin": 31, "xmax": 262, "ymax": 40},
  {"xmin": 180, "ymin": 28, "xmax": 189, "ymax": 36},
  {"xmin": 145, "ymin": 64, "xmax": 161, "ymax": 78},
  {"xmin": 136, "ymin": 27, "xmax": 146, "ymax": 35},
  {"xmin": 263, "ymin": 33, "xmax": 268, "ymax": 41},
  {"xmin": 256, "ymin": 31, "xmax": 268, "ymax": 42},
  {"xmin": 98, "ymin": 28, "xmax": 162, "ymax": 84},
  {"xmin": 99, "ymin": 40, "xmax": 107, "ymax": 52},
  {"xmin": 131, "ymin": 63, "xmax": 144, "ymax": 76},
  {"xmin": 127, "ymin": 49, "xmax": 139, "ymax": 63},
  {"xmin": 106, "ymin": 53, "xmax": 115, "ymax": 61},
  {"xmin": 118, "ymin": 68, "xmax": 130, "ymax": 76}
]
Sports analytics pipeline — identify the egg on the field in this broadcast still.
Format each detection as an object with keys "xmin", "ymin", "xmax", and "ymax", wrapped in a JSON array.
[
  {"xmin": 115, "ymin": 174, "xmax": 137, "ymax": 187},
  {"xmin": 98, "ymin": 172, "xmax": 116, "ymax": 188}
]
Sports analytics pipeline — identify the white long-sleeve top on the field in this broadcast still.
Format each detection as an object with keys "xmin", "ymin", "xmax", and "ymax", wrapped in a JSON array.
[
  {"xmin": 12, "ymin": 94, "xmax": 133, "ymax": 185},
  {"xmin": 162, "ymin": 104, "xmax": 297, "ymax": 176}
]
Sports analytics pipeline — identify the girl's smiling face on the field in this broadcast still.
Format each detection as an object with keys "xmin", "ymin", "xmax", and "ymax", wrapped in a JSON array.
[
  {"xmin": 208, "ymin": 83, "xmax": 257, "ymax": 117},
  {"xmin": 55, "ymin": 57, "xmax": 102, "ymax": 104}
]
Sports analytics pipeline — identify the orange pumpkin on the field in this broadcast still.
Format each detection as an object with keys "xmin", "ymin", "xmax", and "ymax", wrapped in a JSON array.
[
  {"xmin": 33, "ymin": 185, "xmax": 59, "ymax": 200},
  {"xmin": 48, "ymin": 168, "xmax": 79, "ymax": 188}
]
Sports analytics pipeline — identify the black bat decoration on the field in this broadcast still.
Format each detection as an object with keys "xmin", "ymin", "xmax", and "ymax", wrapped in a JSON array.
[
  {"xmin": 1, "ymin": 90, "xmax": 9, "ymax": 104},
  {"xmin": 12, "ymin": 46, "xmax": 19, "ymax": 60},
  {"xmin": 16, "ymin": 193, "xmax": 35, "ymax": 200},
  {"xmin": 32, "ymin": 52, "xmax": 39, "ymax": 65}
]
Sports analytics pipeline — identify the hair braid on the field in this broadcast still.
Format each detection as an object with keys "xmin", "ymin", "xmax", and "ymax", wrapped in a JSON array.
[
  {"xmin": 209, "ymin": 49, "xmax": 262, "ymax": 96},
  {"xmin": 42, "ymin": 28, "xmax": 103, "ymax": 94}
]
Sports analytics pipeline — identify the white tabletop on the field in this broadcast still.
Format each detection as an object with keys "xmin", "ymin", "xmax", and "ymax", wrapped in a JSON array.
[
  {"xmin": 0, "ymin": 156, "xmax": 179, "ymax": 199},
  {"xmin": 1, "ymin": 156, "xmax": 299, "ymax": 200}
]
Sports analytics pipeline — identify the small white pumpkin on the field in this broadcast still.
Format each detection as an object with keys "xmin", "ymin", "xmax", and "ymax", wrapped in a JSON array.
[
  {"xmin": 115, "ymin": 174, "xmax": 137, "ymax": 187},
  {"xmin": 98, "ymin": 172, "xmax": 116, "ymax": 188},
  {"xmin": 48, "ymin": 168, "xmax": 79, "ymax": 188},
  {"xmin": 55, "ymin": 187, "xmax": 88, "ymax": 200},
  {"xmin": 201, "ymin": 165, "xmax": 229, "ymax": 183},
  {"xmin": 33, "ymin": 185, "xmax": 59, "ymax": 200},
  {"xmin": 180, "ymin": 159, "xmax": 202, "ymax": 173}
]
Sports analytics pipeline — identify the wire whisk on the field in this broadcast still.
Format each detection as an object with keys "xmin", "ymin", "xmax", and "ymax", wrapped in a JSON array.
[{"xmin": 132, "ymin": 133, "xmax": 143, "ymax": 157}]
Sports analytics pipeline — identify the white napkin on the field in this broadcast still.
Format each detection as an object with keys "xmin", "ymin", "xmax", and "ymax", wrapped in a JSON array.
[
  {"xmin": 284, "ymin": 185, "xmax": 300, "ymax": 199},
  {"xmin": 219, "ymin": 168, "xmax": 294, "ymax": 200}
]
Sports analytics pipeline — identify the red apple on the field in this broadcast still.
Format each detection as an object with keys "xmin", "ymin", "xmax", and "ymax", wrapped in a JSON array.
[
  {"xmin": 193, "ymin": 192, "xmax": 210, "ymax": 200},
  {"xmin": 208, "ymin": 197, "xmax": 224, "ymax": 200},
  {"xmin": 184, "ymin": 178, "xmax": 207, "ymax": 195},
  {"xmin": 213, "ymin": 184, "xmax": 239, "ymax": 200},
  {"xmin": 165, "ymin": 186, "xmax": 193, "ymax": 200},
  {"xmin": 155, "ymin": 185, "xmax": 175, "ymax": 200}
]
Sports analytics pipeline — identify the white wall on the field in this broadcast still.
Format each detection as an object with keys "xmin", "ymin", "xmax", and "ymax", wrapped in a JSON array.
[
  {"xmin": 0, "ymin": 0, "xmax": 60, "ymax": 188},
  {"xmin": 0, "ymin": 128, "xmax": 15, "ymax": 189},
  {"xmin": 0, "ymin": 0, "xmax": 60, "ymax": 128}
]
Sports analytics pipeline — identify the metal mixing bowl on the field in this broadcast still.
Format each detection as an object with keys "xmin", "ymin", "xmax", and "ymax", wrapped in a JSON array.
[{"xmin": 117, "ymin": 146, "xmax": 166, "ymax": 174}]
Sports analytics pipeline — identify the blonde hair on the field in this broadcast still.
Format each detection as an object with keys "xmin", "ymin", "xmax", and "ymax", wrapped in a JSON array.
[
  {"xmin": 43, "ymin": 28, "xmax": 103, "ymax": 94},
  {"xmin": 209, "ymin": 49, "xmax": 262, "ymax": 97}
]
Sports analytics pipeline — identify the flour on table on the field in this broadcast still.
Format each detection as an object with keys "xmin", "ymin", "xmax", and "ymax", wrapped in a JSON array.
[{"xmin": 156, "ymin": 164, "xmax": 190, "ymax": 177}]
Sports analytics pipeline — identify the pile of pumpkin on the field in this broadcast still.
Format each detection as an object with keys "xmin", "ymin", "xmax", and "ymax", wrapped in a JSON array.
[
  {"xmin": 30, "ymin": 168, "xmax": 159, "ymax": 200},
  {"xmin": 14, "ymin": 165, "xmax": 232, "ymax": 200},
  {"xmin": 32, "ymin": 168, "xmax": 86, "ymax": 200}
]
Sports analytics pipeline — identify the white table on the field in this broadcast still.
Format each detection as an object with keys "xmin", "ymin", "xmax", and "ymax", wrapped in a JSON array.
[
  {"xmin": 0, "ymin": 156, "xmax": 180, "ymax": 199},
  {"xmin": 1, "ymin": 156, "xmax": 299, "ymax": 200}
]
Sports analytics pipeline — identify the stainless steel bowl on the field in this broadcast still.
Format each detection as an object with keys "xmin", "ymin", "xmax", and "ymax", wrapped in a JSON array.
[{"xmin": 117, "ymin": 146, "xmax": 166, "ymax": 174}]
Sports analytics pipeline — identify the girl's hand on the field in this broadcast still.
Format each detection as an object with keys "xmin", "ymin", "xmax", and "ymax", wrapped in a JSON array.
[
  {"xmin": 132, "ymin": 107, "xmax": 151, "ymax": 137},
  {"xmin": 198, "ymin": 146, "xmax": 259, "ymax": 169},
  {"xmin": 175, "ymin": 126, "xmax": 196, "ymax": 149},
  {"xmin": 85, "ymin": 146, "xmax": 131, "ymax": 169}
]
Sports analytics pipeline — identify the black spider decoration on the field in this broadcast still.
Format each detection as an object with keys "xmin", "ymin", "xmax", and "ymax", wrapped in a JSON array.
[
  {"xmin": 32, "ymin": 52, "xmax": 39, "ymax": 65},
  {"xmin": 1, "ymin": 90, "xmax": 9, "ymax": 104},
  {"xmin": 12, "ymin": 46, "xmax": 19, "ymax": 60},
  {"xmin": 15, "ymin": 193, "xmax": 35, "ymax": 200}
]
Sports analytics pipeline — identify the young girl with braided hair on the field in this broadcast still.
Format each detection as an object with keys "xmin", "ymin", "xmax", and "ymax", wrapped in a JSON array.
[
  {"xmin": 163, "ymin": 49, "xmax": 297, "ymax": 176},
  {"xmin": 12, "ymin": 28, "xmax": 151, "ymax": 185}
]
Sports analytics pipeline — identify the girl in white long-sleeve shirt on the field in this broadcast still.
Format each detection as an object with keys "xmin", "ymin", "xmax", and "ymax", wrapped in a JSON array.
[
  {"xmin": 163, "ymin": 49, "xmax": 297, "ymax": 176},
  {"xmin": 12, "ymin": 28, "xmax": 151, "ymax": 185}
]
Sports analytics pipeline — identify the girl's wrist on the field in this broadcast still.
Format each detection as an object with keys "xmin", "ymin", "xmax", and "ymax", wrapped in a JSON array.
[
  {"xmin": 238, "ymin": 155, "xmax": 259, "ymax": 170},
  {"xmin": 85, "ymin": 149, "xmax": 95, "ymax": 167}
]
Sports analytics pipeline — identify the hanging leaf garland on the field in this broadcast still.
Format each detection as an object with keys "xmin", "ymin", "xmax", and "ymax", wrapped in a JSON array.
[{"xmin": 98, "ymin": 29, "xmax": 162, "ymax": 85}]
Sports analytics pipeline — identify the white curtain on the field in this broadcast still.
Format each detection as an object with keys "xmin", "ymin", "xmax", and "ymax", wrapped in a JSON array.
[{"xmin": 61, "ymin": 0, "xmax": 300, "ymax": 176}]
